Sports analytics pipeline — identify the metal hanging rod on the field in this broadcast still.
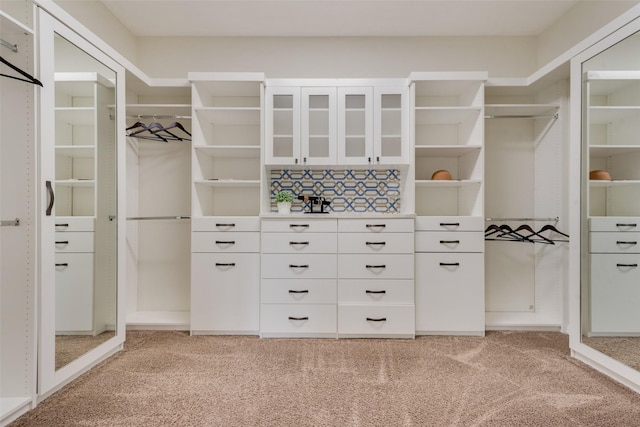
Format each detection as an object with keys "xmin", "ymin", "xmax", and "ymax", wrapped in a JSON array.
[
  {"xmin": 0, "ymin": 218, "xmax": 20, "ymax": 226},
  {"xmin": 127, "ymin": 115, "xmax": 191, "ymax": 120},
  {"xmin": 0, "ymin": 38, "xmax": 18, "ymax": 53},
  {"xmin": 486, "ymin": 217, "xmax": 559, "ymax": 222},
  {"xmin": 127, "ymin": 216, "xmax": 191, "ymax": 221},
  {"xmin": 485, "ymin": 113, "xmax": 559, "ymax": 120}
]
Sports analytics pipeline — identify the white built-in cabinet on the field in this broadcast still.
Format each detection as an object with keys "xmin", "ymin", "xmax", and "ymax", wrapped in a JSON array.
[
  {"xmin": 584, "ymin": 71, "xmax": 640, "ymax": 335},
  {"xmin": 189, "ymin": 73, "xmax": 264, "ymax": 334},
  {"xmin": 410, "ymin": 72, "xmax": 486, "ymax": 336},
  {"xmin": 265, "ymin": 79, "xmax": 409, "ymax": 166}
]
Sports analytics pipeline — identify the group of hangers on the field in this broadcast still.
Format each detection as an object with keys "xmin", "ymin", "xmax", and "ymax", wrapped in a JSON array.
[
  {"xmin": 485, "ymin": 223, "xmax": 569, "ymax": 245},
  {"xmin": 126, "ymin": 120, "xmax": 191, "ymax": 142}
]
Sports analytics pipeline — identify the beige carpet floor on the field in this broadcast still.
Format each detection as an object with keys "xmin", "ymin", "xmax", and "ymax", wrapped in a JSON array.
[
  {"xmin": 11, "ymin": 331, "xmax": 640, "ymax": 426},
  {"xmin": 582, "ymin": 336, "xmax": 640, "ymax": 372}
]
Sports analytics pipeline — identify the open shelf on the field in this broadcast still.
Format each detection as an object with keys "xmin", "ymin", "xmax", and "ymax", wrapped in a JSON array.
[{"xmin": 193, "ymin": 145, "xmax": 260, "ymax": 158}]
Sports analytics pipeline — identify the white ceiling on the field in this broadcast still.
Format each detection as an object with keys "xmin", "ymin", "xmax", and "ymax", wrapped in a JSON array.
[{"xmin": 100, "ymin": 0, "xmax": 581, "ymax": 38}]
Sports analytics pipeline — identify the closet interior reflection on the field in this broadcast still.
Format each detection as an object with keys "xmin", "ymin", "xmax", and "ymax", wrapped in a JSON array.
[{"xmin": 582, "ymin": 30, "xmax": 640, "ymax": 373}]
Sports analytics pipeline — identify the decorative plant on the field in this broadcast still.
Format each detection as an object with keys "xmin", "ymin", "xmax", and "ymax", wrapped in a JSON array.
[{"xmin": 275, "ymin": 190, "xmax": 294, "ymax": 204}]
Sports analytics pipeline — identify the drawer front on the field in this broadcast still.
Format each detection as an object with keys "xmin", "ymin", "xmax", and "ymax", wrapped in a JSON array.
[
  {"xmin": 590, "ymin": 254, "xmax": 640, "ymax": 333},
  {"xmin": 337, "ymin": 305, "xmax": 414, "ymax": 336},
  {"xmin": 415, "ymin": 216, "xmax": 483, "ymax": 232},
  {"xmin": 261, "ymin": 254, "xmax": 337, "ymax": 279},
  {"xmin": 191, "ymin": 253, "xmax": 259, "ymax": 332},
  {"xmin": 338, "ymin": 218, "xmax": 414, "ymax": 233},
  {"xmin": 261, "ymin": 218, "xmax": 337, "ymax": 233},
  {"xmin": 55, "ymin": 253, "xmax": 94, "ymax": 332},
  {"xmin": 260, "ymin": 304, "xmax": 337, "ymax": 335},
  {"xmin": 192, "ymin": 217, "xmax": 260, "ymax": 232},
  {"xmin": 54, "ymin": 217, "xmax": 95, "ymax": 232},
  {"xmin": 261, "ymin": 279, "xmax": 336, "ymax": 304},
  {"xmin": 54, "ymin": 231, "xmax": 94, "ymax": 253},
  {"xmin": 192, "ymin": 231, "xmax": 260, "ymax": 253},
  {"xmin": 338, "ymin": 233, "xmax": 413, "ymax": 254},
  {"xmin": 338, "ymin": 254, "xmax": 414, "ymax": 279},
  {"xmin": 590, "ymin": 232, "xmax": 640, "ymax": 254},
  {"xmin": 338, "ymin": 279, "xmax": 414, "ymax": 304},
  {"xmin": 261, "ymin": 232, "xmax": 337, "ymax": 254},
  {"xmin": 415, "ymin": 231, "xmax": 484, "ymax": 253},
  {"xmin": 590, "ymin": 217, "xmax": 640, "ymax": 232}
]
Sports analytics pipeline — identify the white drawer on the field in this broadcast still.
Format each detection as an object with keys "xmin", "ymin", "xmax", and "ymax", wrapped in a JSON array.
[
  {"xmin": 415, "ymin": 231, "xmax": 484, "ymax": 253},
  {"xmin": 338, "ymin": 254, "xmax": 414, "ymax": 279},
  {"xmin": 338, "ymin": 279, "xmax": 414, "ymax": 305},
  {"xmin": 192, "ymin": 231, "xmax": 259, "ymax": 253},
  {"xmin": 590, "ymin": 217, "xmax": 640, "ymax": 232},
  {"xmin": 54, "ymin": 217, "xmax": 95, "ymax": 232},
  {"xmin": 338, "ymin": 218, "xmax": 414, "ymax": 233},
  {"xmin": 260, "ymin": 304, "xmax": 337, "ymax": 336},
  {"xmin": 261, "ymin": 218, "xmax": 337, "ymax": 233},
  {"xmin": 338, "ymin": 233, "xmax": 413, "ymax": 254},
  {"xmin": 261, "ymin": 254, "xmax": 337, "ymax": 279},
  {"xmin": 261, "ymin": 232, "xmax": 337, "ymax": 254},
  {"xmin": 337, "ymin": 305, "xmax": 414, "ymax": 337},
  {"xmin": 590, "ymin": 254, "xmax": 640, "ymax": 333},
  {"xmin": 54, "ymin": 231, "xmax": 94, "ymax": 253},
  {"xmin": 192, "ymin": 217, "xmax": 260, "ymax": 232},
  {"xmin": 415, "ymin": 216, "xmax": 483, "ymax": 232},
  {"xmin": 590, "ymin": 232, "xmax": 640, "ymax": 254},
  {"xmin": 261, "ymin": 279, "xmax": 336, "ymax": 304},
  {"xmin": 55, "ymin": 252, "xmax": 94, "ymax": 332}
]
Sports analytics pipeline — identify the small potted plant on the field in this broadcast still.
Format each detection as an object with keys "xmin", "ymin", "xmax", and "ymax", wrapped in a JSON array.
[{"xmin": 275, "ymin": 190, "xmax": 294, "ymax": 214}]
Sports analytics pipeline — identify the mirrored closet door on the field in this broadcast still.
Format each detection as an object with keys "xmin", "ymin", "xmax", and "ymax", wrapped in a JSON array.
[{"xmin": 38, "ymin": 9, "xmax": 125, "ymax": 395}]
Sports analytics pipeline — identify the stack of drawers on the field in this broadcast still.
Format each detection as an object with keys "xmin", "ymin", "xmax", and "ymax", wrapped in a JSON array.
[
  {"xmin": 415, "ymin": 217, "xmax": 484, "ymax": 336},
  {"xmin": 191, "ymin": 218, "xmax": 260, "ymax": 334},
  {"xmin": 55, "ymin": 217, "xmax": 96, "ymax": 334},
  {"xmin": 337, "ymin": 218, "xmax": 414, "ymax": 338},
  {"xmin": 260, "ymin": 218, "xmax": 337, "ymax": 338},
  {"xmin": 589, "ymin": 217, "xmax": 640, "ymax": 335}
]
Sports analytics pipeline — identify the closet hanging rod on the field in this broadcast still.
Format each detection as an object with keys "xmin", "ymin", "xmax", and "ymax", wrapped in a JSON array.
[
  {"xmin": 0, "ymin": 218, "xmax": 20, "ymax": 226},
  {"xmin": 485, "ymin": 113, "xmax": 559, "ymax": 120},
  {"xmin": 486, "ymin": 217, "xmax": 559, "ymax": 222},
  {"xmin": 0, "ymin": 38, "xmax": 18, "ymax": 53},
  {"xmin": 127, "ymin": 216, "xmax": 191, "ymax": 221},
  {"xmin": 126, "ymin": 114, "xmax": 191, "ymax": 120}
]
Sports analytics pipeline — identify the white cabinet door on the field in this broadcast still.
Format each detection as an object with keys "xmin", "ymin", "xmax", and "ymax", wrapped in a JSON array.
[
  {"xmin": 191, "ymin": 253, "xmax": 260, "ymax": 333},
  {"xmin": 265, "ymin": 86, "xmax": 300, "ymax": 165},
  {"xmin": 415, "ymin": 253, "xmax": 484, "ymax": 335},
  {"xmin": 374, "ymin": 85, "xmax": 409, "ymax": 165},
  {"xmin": 55, "ymin": 253, "xmax": 94, "ymax": 332},
  {"xmin": 337, "ymin": 86, "xmax": 374, "ymax": 165},
  {"xmin": 301, "ymin": 87, "xmax": 337, "ymax": 165}
]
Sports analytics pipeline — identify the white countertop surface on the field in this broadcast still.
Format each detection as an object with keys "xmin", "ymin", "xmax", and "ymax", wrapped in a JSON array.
[{"xmin": 260, "ymin": 213, "xmax": 416, "ymax": 219}]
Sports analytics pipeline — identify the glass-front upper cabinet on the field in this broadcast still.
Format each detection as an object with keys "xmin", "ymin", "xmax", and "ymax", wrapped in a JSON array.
[
  {"xmin": 265, "ymin": 86, "xmax": 300, "ymax": 165},
  {"xmin": 301, "ymin": 87, "xmax": 337, "ymax": 165},
  {"xmin": 337, "ymin": 86, "xmax": 373, "ymax": 165}
]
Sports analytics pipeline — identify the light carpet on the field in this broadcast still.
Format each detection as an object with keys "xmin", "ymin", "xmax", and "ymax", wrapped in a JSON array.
[{"xmin": 11, "ymin": 331, "xmax": 640, "ymax": 426}]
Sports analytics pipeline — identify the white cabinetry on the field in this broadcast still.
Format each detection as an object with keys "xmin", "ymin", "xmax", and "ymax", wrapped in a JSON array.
[
  {"xmin": 415, "ymin": 216, "xmax": 485, "ymax": 336},
  {"xmin": 337, "ymin": 218, "xmax": 414, "ymax": 338},
  {"xmin": 265, "ymin": 79, "xmax": 409, "ymax": 166},
  {"xmin": 260, "ymin": 218, "xmax": 337, "ymax": 338},
  {"xmin": 191, "ymin": 218, "xmax": 260, "ymax": 334}
]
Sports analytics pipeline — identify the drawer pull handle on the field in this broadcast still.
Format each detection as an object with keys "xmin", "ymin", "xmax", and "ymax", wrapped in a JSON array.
[
  {"xmin": 288, "ymin": 316, "xmax": 309, "ymax": 321},
  {"xmin": 439, "ymin": 262, "xmax": 460, "ymax": 266},
  {"xmin": 616, "ymin": 223, "xmax": 637, "ymax": 228},
  {"xmin": 289, "ymin": 224, "xmax": 310, "ymax": 228},
  {"xmin": 616, "ymin": 241, "xmax": 637, "ymax": 245},
  {"xmin": 55, "ymin": 241, "xmax": 69, "ymax": 245},
  {"xmin": 55, "ymin": 263, "xmax": 68, "ymax": 267},
  {"xmin": 366, "ymin": 317, "xmax": 387, "ymax": 322},
  {"xmin": 440, "ymin": 240, "xmax": 460, "ymax": 244},
  {"xmin": 617, "ymin": 263, "xmax": 638, "ymax": 267},
  {"xmin": 215, "ymin": 223, "xmax": 235, "ymax": 227},
  {"xmin": 289, "ymin": 241, "xmax": 310, "ymax": 245},
  {"xmin": 366, "ymin": 264, "xmax": 386, "ymax": 269},
  {"xmin": 215, "ymin": 240, "xmax": 235, "ymax": 245},
  {"xmin": 366, "ymin": 224, "xmax": 386, "ymax": 229},
  {"xmin": 366, "ymin": 241, "xmax": 386, "ymax": 246},
  {"xmin": 288, "ymin": 290, "xmax": 309, "ymax": 294},
  {"xmin": 440, "ymin": 222, "xmax": 460, "ymax": 227},
  {"xmin": 366, "ymin": 290, "xmax": 386, "ymax": 294},
  {"xmin": 55, "ymin": 223, "xmax": 69, "ymax": 227},
  {"xmin": 215, "ymin": 263, "xmax": 236, "ymax": 267},
  {"xmin": 289, "ymin": 264, "xmax": 309, "ymax": 268}
]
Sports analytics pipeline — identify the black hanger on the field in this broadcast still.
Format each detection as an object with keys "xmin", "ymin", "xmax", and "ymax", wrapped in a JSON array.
[
  {"xmin": 485, "ymin": 224, "xmax": 529, "ymax": 242},
  {"xmin": 538, "ymin": 224, "xmax": 569, "ymax": 242},
  {"xmin": 126, "ymin": 121, "xmax": 148, "ymax": 131},
  {"xmin": 513, "ymin": 224, "xmax": 555, "ymax": 245},
  {"xmin": 160, "ymin": 121, "xmax": 191, "ymax": 137},
  {"xmin": 0, "ymin": 55, "xmax": 43, "ymax": 86}
]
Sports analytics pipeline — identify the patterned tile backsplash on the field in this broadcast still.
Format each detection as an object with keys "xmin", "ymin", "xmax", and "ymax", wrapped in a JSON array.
[{"xmin": 271, "ymin": 169, "xmax": 401, "ymax": 213}]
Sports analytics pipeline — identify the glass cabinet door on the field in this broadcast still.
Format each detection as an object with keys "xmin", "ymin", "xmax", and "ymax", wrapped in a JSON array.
[
  {"xmin": 337, "ymin": 87, "xmax": 373, "ymax": 165},
  {"xmin": 375, "ymin": 86, "xmax": 409, "ymax": 164},
  {"xmin": 301, "ymin": 87, "xmax": 336, "ymax": 165},
  {"xmin": 265, "ymin": 86, "xmax": 300, "ymax": 165}
]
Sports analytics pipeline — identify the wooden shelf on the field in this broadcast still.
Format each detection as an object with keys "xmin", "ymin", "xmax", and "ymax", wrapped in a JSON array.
[{"xmin": 588, "ymin": 106, "xmax": 640, "ymax": 124}]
